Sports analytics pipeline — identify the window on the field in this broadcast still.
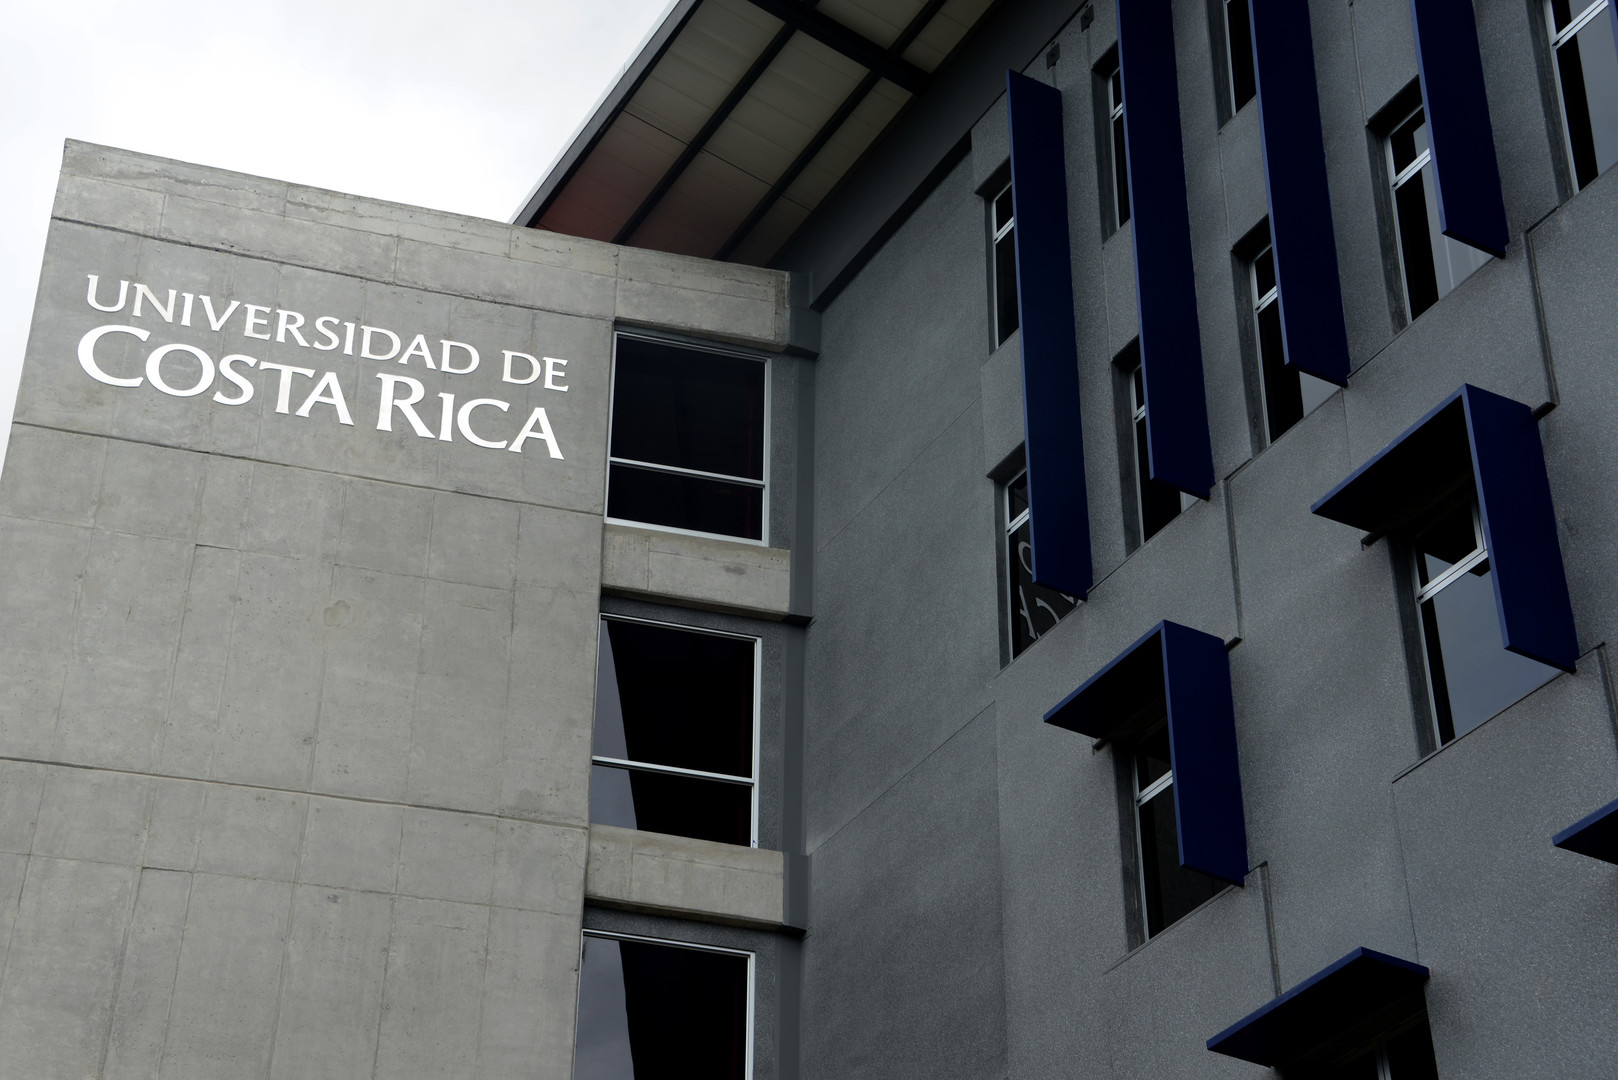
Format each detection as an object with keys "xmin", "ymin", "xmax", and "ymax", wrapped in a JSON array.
[
  {"xmin": 1304, "ymin": 1019, "xmax": 1441, "ymax": 1080},
  {"xmin": 1097, "ymin": 51, "xmax": 1131, "ymax": 235},
  {"xmin": 607, "ymin": 334, "xmax": 767, "ymax": 543},
  {"xmin": 1123, "ymin": 347, "xmax": 1189, "ymax": 543},
  {"xmin": 1546, "ymin": 0, "xmax": 1618, "ymax": 190},
  {"xmin": 1385, "ymin": 104, "xmax": 1492, "ymax": 319},
  {"xmin": 590, "ymin": 616, "xmax": 759, "ymax": 847},
  {"xmin": 1411, "ymin": 495, "xmax": 1558, "ymax": 746},
  {"xmin": 1221, "ymin": 0, "xmax": 1256, "ymax": 115},
  {"xmin": 574, "ymin": 931, "xmax": 752, "ymax": 1080},
  {"xmin": 1250, "ymin": 237, "xmax": 1335, "ymax": 442},
  {"xmin": 1131, "ymin": 722, "xmax": 1225, "ymax": 938},
  {"xmin": 991, "ymin": 179, "xmax": 1019, "ymax": 346},
  {"xmin": 1005, "ymin": 468, "xmax": 1078, "ymax": 658}
]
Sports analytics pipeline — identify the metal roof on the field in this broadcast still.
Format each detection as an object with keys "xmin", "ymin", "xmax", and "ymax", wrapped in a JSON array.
[{"xmin": 514, "ymin": 0, "xmax": 999, "ymax": 265}]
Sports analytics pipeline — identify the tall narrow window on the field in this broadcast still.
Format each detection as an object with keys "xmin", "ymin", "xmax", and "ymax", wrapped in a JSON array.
[
  {"xmin": 1386, "ymin": 105, "xmax": 1492, "ymax": 319},
  {"xmin": 1132, "ymin": 723, "xmax": 1224, "ymax": 938},
  {"xmin": 608, "ymin": 334, "xmax": 767, "ymax": 543},
  {"xmin": 591, "ymin": 616, "xmax": 759, "ymax": 847},
  {"xmin": 1412, "ymin": 498, "xmax": 1559, "ymax": 747},
  {"xmin": 1224, "ymin": 0, "xmax": 1256, "ymax": 113},
  {"xmin": 991, "ymin": 180, "xmax": 1019, "ymax": 345},
  {"xmin": 1547, "ymin": 0, "xmax": 1618, "ymax": 190},
  {"xmin": 1097, "ymin": 52, "xmax": 1131, "ymax": 235},
  {"xmin": 1005, "ymin": 469, "xmax": 1078, "ymax": 658},
  {"xmin": 574, "ymin": 931, "xmax": 752, "ymax": 1080},
  {"xmin": 1251, "ymin": 239, "xmax": 1335, "ymax": 441},
  {"xmin": 1125, "ymin": 349, "xmax": 1187, "ymax": 542}
]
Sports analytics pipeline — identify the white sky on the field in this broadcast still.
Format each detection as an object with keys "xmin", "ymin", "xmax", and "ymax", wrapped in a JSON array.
[{"xmin": 0, "ymin": 0, "xmax": 672, "ymax": 467}]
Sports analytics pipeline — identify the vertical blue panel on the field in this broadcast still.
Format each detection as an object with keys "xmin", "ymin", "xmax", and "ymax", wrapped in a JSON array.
[
  {"xmin": 1117, "ymin": 0, "xmax": 1215, "ymax": 498},
  {"xmin": 1248, "ymin": 0, "xmax": 1350, "ymax": 387},
  {"xmin": 1461, "ymin": 386, "xmax": 1578, "ymax": 672},
  {"xmin": 1162, "ymin": 622, "xmax": 1248, "ymax": 885},
  {"xmin": 1409, "ymin": 0, "xmax": 1510, "ymax": 256},
  {"xmin": 1007, "ymin": 71, "xmax": 1092, "ymax": 598}
]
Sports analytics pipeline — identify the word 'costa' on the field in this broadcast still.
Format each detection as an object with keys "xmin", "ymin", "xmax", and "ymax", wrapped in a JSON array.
[
  {"xmin": 77, "ymin": 325, "xmax": 564, "ymax": 458},
  {"xmin": 85, "ymin": 275, "xmax": 568, "ymax": 388}
]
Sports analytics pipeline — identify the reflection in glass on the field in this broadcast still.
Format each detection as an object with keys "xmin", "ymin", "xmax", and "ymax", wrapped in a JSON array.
[
  {"xmin": 1414, "ymin": 501, "xmax": 1559, "ymax": 745},
  {"xmin": 1134, "ymin": 725, "xmax": 1224, "ymax": 938},
  {"xmin": 591, "ymin": 619, "xmax": 756, "ymax": 845},
  {"xmin": 1006, "ymin": 471, "xmax": 1078, "ymax": 658},
  {"xmin": 1388, "ymin": 108, "xmax": 1491, "ymax": 319},
  {"xmin": 1550, "ymin": 0, "xmax": 1618, "ymax": 189},
  {"xmin": 574, "ymin": 935, "xmax": 749, "ymax": 1080},
  {"xmin": 1252, "ymin": 242, "xmax": 1337, "ymax": 441}
]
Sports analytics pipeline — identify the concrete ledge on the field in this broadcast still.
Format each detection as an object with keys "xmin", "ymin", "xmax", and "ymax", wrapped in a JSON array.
[
  {"xmin": 600, "ymin": 523, "xmax": 791, "ymax": 619},
  {"xmin": 584, "ymin": 824, "xmax": 783, "ymax": 929}
]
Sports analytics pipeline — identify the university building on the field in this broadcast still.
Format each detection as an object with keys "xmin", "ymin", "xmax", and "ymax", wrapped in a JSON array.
[{"xmin": 5, "ymin": 0, "xmax": 1618, "ymax": 1076}]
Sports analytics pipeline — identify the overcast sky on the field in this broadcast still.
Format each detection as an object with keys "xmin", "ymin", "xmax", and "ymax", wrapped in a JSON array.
[{"xmin": 0, "ymin": 0, "xmax": 671, "ymax": 466}]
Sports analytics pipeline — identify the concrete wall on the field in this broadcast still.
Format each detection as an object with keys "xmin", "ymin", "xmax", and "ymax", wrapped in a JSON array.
[
  {"xmin": 794, "ymin": 1, "xmax": 1618, "ymax": 1077},
  {"xmin": 0, "ymin": 141, "xmax": 796, "ymax": 1079}
]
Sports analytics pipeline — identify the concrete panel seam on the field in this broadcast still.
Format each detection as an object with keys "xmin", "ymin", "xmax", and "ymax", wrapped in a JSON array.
[
  {"xmin": 1523, "ymin": 209, "xmax": 1563, "ymax": 409},
  {"xmin": 1257, "ymin": 861, "xmax": 1282, "ymax": 995},
  {"xmin": 1593, "ymin": 643, "xmax": 1618, "ymax": 757},
  {"xmin": 1224, "ymin": 473, "xmax": 1244, "ymax": 640}
]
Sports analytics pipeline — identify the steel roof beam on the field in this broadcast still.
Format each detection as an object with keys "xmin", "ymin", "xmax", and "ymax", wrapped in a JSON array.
[{"xmin": 743, "ymin": 0, "xmax": 930, "ymax": 92}]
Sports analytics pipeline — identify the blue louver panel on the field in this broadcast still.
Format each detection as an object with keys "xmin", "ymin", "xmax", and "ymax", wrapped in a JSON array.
[
  {"xmin": 1007, "ymin": 70, "xmax": 1092, "ymax": 598},
  {"xmin": 1116, "ymin": 0, "xmax": 1214, "ymax": 498},
  {"xmin": 1045, "ymin": 621, "xmax": 1248, "ymax": 886},
  {"xmin": 1409, "ymin": 0, "xmax": 1510, "ymax": 256},
  {"xmin": 1249, "ymin": 0, "xmax": 1350, "ymax": 386},
  {"xmin": 1462, "ymin": 387, "xmax": 1578, "ymax": 672},
  {"xmin": 1311, "ymin": 385, "xmax": 1578, "ymax": 673},
  {"xmin": 1553, "ymin": 796, "xmax": 1618, "ymax": 864},
  {"xmin": 1161, "ymin": 622, "xmax": 1248, "ymax": 885}
]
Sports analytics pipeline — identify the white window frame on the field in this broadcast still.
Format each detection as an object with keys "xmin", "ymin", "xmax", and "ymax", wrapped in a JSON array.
[
  {"xmin": 1131, "ymin": 722, "xmax": 1174, "ymax": 939},
  {"xmin": 1223, "ymin": 0, "xmax": 1256, "ymax": 114},
  {"xmin": 576, "ymin": 929, "xmax": 756, "ymax": 1080},
  {"xmin": 1251, "ymin": 240, "xmax": 1282, "ymax": 436},
  {"xmin": 1003, "ymin": 468, "xmax": 1077, "ymax": 658},
  {"xmin": 991, "ymin": 179, "xmax": 1017, "ymax": 347},
  {"xmin": 1387, "ymin": 102, "xmax": 1435, "ymax": 319},
  {"xmin": 1127, "ymin": 358, "xmax": 1193, "ymax": 541},
  {"xmin": 605, "ymin": 331, "xmax": 771, "ymax": 547},
  {"xmin": 1108, "ymin": 63, "xmax": 1130, "ymax": 232},
  {"xmin": 592, "ymin": 613, "xmax": 763, "ymax": 847},
  {"xmin": 1546, "ymin": 0, "xmax": 1614, "ymax": 189},
  {"xmin": 1412, "ymin": 500, "xmax": 1487, "ymax": 747}
]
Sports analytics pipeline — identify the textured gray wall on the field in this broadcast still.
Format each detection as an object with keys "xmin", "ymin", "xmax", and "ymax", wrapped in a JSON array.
[
  {"xmin": 0, "ymin": 141, "xmax": 793, "ymax": 1079},
  {"xmin": 793, "ymin": 1, "xmax": 1618, "ymax": 1077}
]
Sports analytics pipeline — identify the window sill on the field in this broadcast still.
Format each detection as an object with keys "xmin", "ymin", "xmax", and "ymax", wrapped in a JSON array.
[
  {"xmin": 584, "ymin": 823, "xmax": 785, "ymax": 929},
  {"xmin": 601, "ymin": 522, "xmax": 791, "ymax": 619}
]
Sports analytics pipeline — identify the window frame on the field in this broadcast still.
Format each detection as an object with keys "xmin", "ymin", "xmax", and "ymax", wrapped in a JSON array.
[
  {"xmin": 1221, "ymin": 0, "xmax": 1257, "ymax": 119},
  {"xmin": 1122, "ymin": 348, "xmax": 1188, "ymax": 546},
  {"xmin": 1095, "ymin": 49, "xmax": 1131, "ymax": 237},
  {"xmin": 1003, "ymin": 466, "xmax": 1078, "ymax": 660},
  {"xmin": 1127, "ymin": 719, "xmax": 1227, "ymax": 941},
  {"xmin": 1544, "ymin": 0, "xmax": 1618, "ymax": 191},
  {"xmin": 990, "ymin": 178, "xmax": 1019, "ymax": 347},
  {"xmin": 575, "ymin": 929, "xmax": 756, "ymax": 1080},
  {"xmin": 591, "ymin": 612, "xmax": 763, "ymax": 848},
  {"xmin": 1245, "ymin": 233, "xmax": 1337, "ymax": 445},
  {"xmin": 605, "ymin": 330, "xmax": 772, "ymax": 547}
]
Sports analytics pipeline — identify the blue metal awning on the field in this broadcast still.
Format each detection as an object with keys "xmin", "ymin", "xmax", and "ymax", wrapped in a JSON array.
[
  {"xmin": 1207, "ymin": 947, "xmax": 1430, "ymax": 1066},
  {"xmin": 1553, "ymin": 796, "xmax": 1618, "ymax": 864}
]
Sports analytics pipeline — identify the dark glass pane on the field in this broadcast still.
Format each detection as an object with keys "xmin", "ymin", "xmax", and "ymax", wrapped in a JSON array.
[
  {"xmin": 1134, "ymin": 724, "xmax": 1171, "ymax": 791},
  {"xmin": 1383, "ymin": 1023, "xmax": 1441, "ymax": 1080},
  {"xmin": 1254, "ymin": 245, "xmax": 1277, "ymax": 299},
  {"xmin": 1113, "ymin": 113, "xmax": 1131, "ymax": 226},
  {"xmin": 1394, "ymin": 171, "xmax": 1441, "ymax": 318},
  {"xmin": 995, "ymin": 229, "xmax": 1020, "ymax": 344},
  {"xmin": 611, "ymin": 338, "xmax": 765, "ymax": 480},
  {"xmin": 594, "ymin": 619, "xmax": 754, "ymax": 776},
  {"xmin": 1560, "ymin": 12, "xmax": 1618, "ymax": 188},
  {"xmin": 1138, "ymin": 786, "xmax": 1225, "ymax": 936},
  {"xmin": 608, "ymin": 464, "xmax": 764, "ymax": 541},
  {"xmin": 1421, "ymin": 165, "xmax": 1491, "ymax": 299},
  {"xmin": 1413, "ymin": 500, "xmax": 1478, "ymax": 588},
  {"xmin": 1226, "ymin": 0, "xmax": 1256, "ymax": 109},
  {"xmin": 1551, "ymin": 0, "xmax": 1583, "ymax": 34},
  {"xmin": 590, "ymin": 765, "xmax": 752, "ymax": 845},
  {"xmin": 1007, "ymin": 471, "xmax": 1030, "ymax": 521},
  {"xmin": 1299, "ymin": 371, "xmax": 1336, "ymax": 417},
  {"xmin": 1131, "ymin": 364, "xmax": 1145, "ymax": 411},
  {"xmin": 1136, "ymin": 417, "xmax": 1183, "ymax": 540},
  {"xmin": 1008, "ymin": 515, "xmax": 1078, "ymax": 657},
  {"xmin": 1111, "ymin": 69, "xmax": 1123, "ymax": 108},
  {"xmin": 1422, "ymin": 560, "xmax": 1559, "ymax": 743},
  {"xmin": 1390, "ymin": 111, "xmax": 1427, "ymax": 175},
  {"xmin": 993, "ymin": 185, "xmax": 1014, "ymax": 230},
  {"xmin": 1319, "ymin": 1046, "xmax": 1382, "ymax": 1080},
  {"xmin": 1258, "ymin": 299, "xmax": 1304, "ymax": 439},
  {"xmin": 575, "ymin": 936, "xmax": 749, "ymax": 1080}
]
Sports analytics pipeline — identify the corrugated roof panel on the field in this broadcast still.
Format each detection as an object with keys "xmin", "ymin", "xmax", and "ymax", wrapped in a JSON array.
[
  {"xmin": 728, "ymin": 196, "xmax": 812, "ymax": 266},
  {"xmin": 537, "ymin": 113, "xmax": 686, "ymax": 240},
  {"xmin": 622, "ymin": 0, "xmax": 784, "ymax": 143},
  {"xmin": 627, "ymin": 149, "xmax": 772, "ymax": 256},
  {"xmin": 900, "ymin": 0, "xmax": 993, "ymax": 70},
  {"xmin": 814, "ymin": 0, "xmax": 929, "ymax": 52},
  {"xmin": 783, "ymin": 78, "xmax": 910, "ymax": 208},
  {"xmin": 705, "ymin": 34, "xmax": 866, "ymax": 185}
]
